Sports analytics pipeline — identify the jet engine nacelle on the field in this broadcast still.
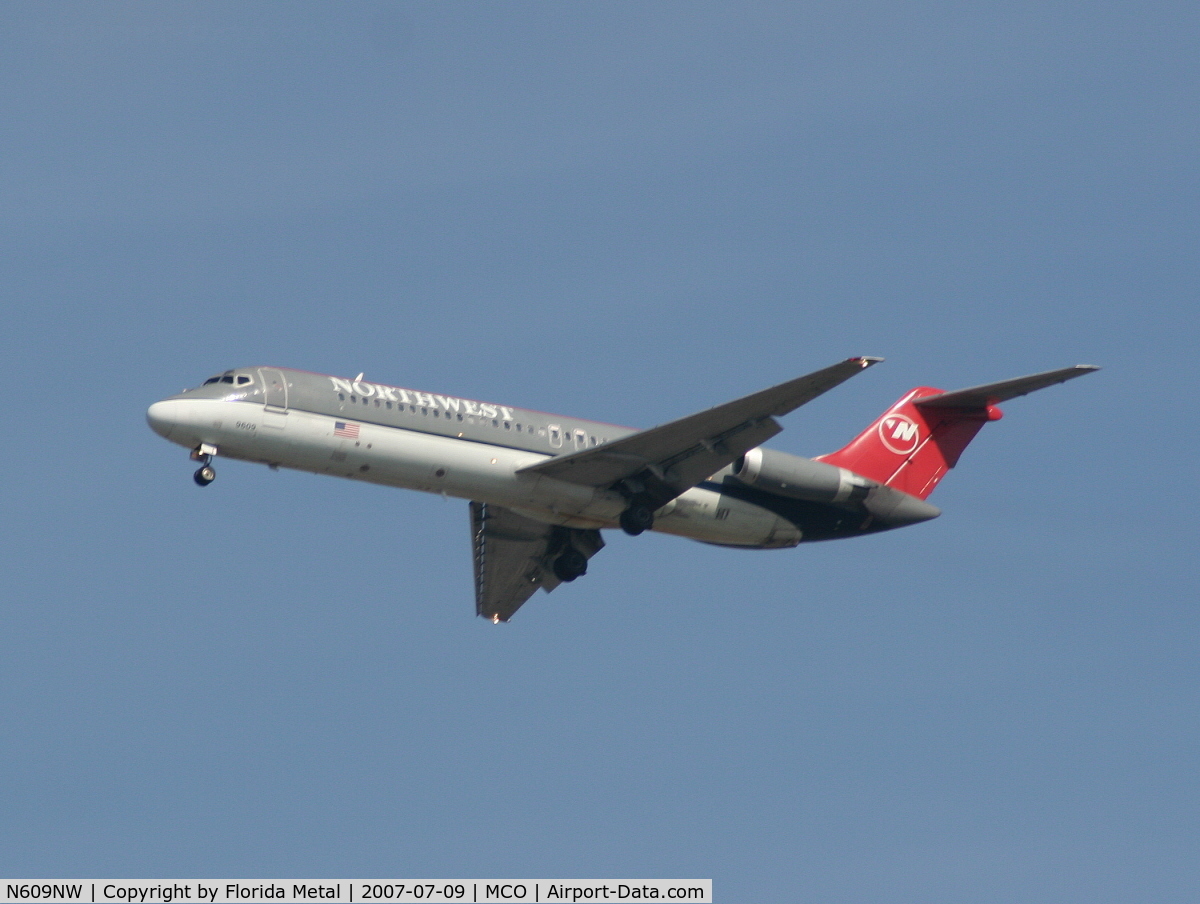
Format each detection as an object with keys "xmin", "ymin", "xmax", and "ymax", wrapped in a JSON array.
[
  {"xmin": 731, "ymin": 447, "xmax": 873, "ymax": 504},
  {"xmin": 732, "ymin": 447, "xmax": 942, "ymax": 528}
]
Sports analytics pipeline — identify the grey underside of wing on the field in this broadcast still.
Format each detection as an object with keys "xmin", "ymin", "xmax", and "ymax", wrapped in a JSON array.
[
  {"xmin": 469, "ymin": 502, "xmax": 604, "ymax": 622},
  {"xmin": 914, "ymin": 365, "xmax": 1100, "ymax": 408},
  {"xmin": 517, "ymin": 357, "xmax": 881, "ymax": 503}
]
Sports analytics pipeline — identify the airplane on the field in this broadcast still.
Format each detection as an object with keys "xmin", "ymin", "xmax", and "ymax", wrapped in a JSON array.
[{"xmin": 146, "ymin": 358, "xmax": 1097, "ymax": 622}]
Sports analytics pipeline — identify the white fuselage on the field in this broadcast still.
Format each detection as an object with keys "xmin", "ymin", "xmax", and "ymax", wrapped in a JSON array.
[{"xmin": 147, "ymin": 395, "xmax": 803, "ymax": 549}]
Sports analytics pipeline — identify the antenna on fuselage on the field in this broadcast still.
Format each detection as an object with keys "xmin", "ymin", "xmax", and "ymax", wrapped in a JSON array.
[{"xmin": 355, "ymin": 373, "xmax": 364, "ymax": 381}]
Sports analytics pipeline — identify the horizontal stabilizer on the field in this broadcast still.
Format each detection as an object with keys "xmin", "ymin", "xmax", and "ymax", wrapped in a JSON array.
[{"xmin": 915, "ymin": 365, "xmax": 1099, "ymax": 409}]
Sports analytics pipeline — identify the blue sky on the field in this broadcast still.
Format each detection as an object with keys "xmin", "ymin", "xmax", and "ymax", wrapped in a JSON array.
[{"xmin": 1, "ymin": 3, "xmax": 1197, "ymax": 900}]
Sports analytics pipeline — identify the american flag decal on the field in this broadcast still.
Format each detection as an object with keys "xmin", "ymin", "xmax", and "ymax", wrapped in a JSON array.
[{"xmin": 334, "ymin": 421, "xmax": 360, "ymax": 439}]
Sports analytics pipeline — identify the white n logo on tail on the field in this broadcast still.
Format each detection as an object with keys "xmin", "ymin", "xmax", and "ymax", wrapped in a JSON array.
[{"xmin": 879, "ymin": 413, "xmax": 920, "ymax": 454}]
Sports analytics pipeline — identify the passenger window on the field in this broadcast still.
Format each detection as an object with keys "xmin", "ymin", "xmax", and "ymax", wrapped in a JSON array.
[
  {"xmin": 386, "ymin": 401, "xmax": 392, "ymax": 409},
  {"xmin": 338, "ymin": 393, "xmax": 345, "ymax": 401}
]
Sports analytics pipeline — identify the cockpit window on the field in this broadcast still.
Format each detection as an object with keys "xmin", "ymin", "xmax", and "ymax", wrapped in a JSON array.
[{"xmin": 201, "ymin": 372, "xmax": 251, "ymax": 388}]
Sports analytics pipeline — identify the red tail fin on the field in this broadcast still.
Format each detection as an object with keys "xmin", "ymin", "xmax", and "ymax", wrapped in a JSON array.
[
  {"xmin": 816, "ymin": 366, "xmax": 1098, "ymax": 499},
  {"xmin": 815, "ymin": 388, "xmax": 1001, "ymax": 500}
]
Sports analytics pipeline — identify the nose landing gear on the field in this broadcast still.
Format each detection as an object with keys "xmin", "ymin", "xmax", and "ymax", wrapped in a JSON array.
[{"xmin": 190, "ymin": 443, "xmax": 218, "ymax": 486}]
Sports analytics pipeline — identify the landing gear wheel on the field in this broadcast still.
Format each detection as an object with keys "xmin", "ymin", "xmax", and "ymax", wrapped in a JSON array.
[
  {"xmin": 620, "ymin": 503, "xmax": 654, "ymax": 536},
  {"xmin": 194, "ymin": 465, "xmax": 216, "ymax": 486},
  {"xmin": 553, "ymin": 548, "xmax": 588, "ymax": 582}
]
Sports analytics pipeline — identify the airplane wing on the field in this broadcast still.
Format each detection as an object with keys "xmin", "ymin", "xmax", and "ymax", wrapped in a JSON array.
[
  {"xmin": 518, "ymin": 356, "xmax": 881, "ymax": 508},
  {"xmin": 469, "ymin": 501, "xmax": 604, "ymax": 622}
]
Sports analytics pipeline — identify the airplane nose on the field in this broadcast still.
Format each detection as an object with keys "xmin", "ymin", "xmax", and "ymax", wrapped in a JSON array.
[{"xmin": 146, "ymin": 400, "xmax": 176, "ymax": 439}]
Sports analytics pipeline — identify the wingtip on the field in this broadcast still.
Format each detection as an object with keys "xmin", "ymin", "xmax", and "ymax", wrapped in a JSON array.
[{"xmin": 853, "ymin": 356, "xmax": 885, "ymax": 368}]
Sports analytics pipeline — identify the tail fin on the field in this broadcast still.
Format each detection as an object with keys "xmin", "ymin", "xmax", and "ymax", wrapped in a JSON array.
[
  {"xmin": 815, "ymin": 387, "xmax": 993, "ymax": 499},
  {"xmin": 815, "ymin": 365, "xmax": 1098, "ymax": 500}
]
